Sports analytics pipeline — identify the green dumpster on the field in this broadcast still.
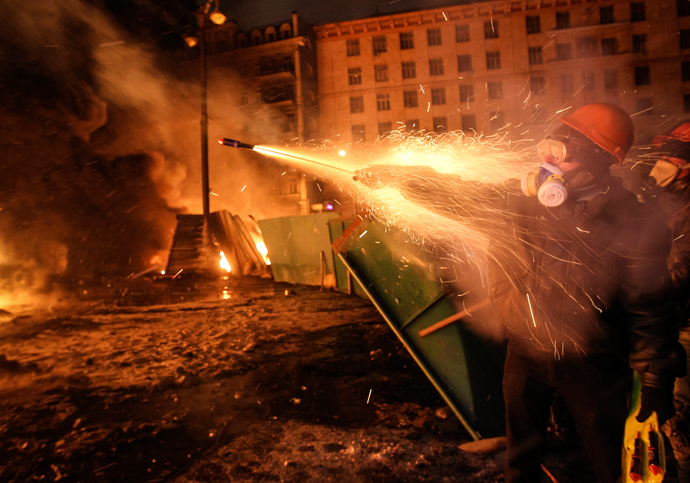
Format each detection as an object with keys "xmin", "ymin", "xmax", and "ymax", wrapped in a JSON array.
[
  {"xmin": 331, "ymin": 214, "xmax": 506, "ymax": 439},
  {"xmin": 259, "ymin": 213, "xmax": 342, "ymax": 286}
]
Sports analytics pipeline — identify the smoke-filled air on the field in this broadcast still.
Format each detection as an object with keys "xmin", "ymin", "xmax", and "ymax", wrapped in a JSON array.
[{"xmin": 0, "ymin": 0, "xmax": 296, "ymax": 307}]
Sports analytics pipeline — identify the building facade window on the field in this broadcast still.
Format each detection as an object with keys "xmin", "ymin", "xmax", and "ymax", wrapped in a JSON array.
[
  {"xmin": 556, "ymin": 43, "xmax": 573, "ymax": 60},
  {"xmin": 456, "ymin": 24, "xmax": 470, "ymax": 42},
  {"xmin": 600, "ymin": 5, "xmax": 615, "ymax": 24},
  {"xmin": 605, "ymin": 69, "xmax": 618, "ymax": 89},
  {"xmin": 486, "ymin": 51, "xmax": 501, "ymax": 69},
  {"xmin": 583, "ymin": 72, "xmax": 595, "ymax": 90},
  {"xmin": 376, "ymin": 93, "xmax": 391, "ymax": 110},
  {"xmin": 378, "ymin": 122, "xmax": 392, "ymax": 135},
  {"xmin": 375, "ymin": 64, "xmax": 389, "ymax": 82},
  {"xmin": 528, "ymin": 46, "xmax": 543, "ymax": 65},
  {"xmin": 635, "ymin": 65, "xmax": 651, "ymax": 85},
  {"xmin": 637, "ymin": 97, "xmax": 653, "ymax": 114},
  {"xmin": 431, "ymin": 87, "xmax": 446, "ymax": 105},
  {"xmin": 429, "ymin": 58, "xmax": 444, "ymax": 76},
  {"xmin": 461, "ymin": 114, "xmax": 476, "ymax": 132},
  {"xmin": 633, "ymin": 34, "xmax": 647, "ymax": 54},
  {"xmin": 631, "ymin": 2, "xmax": 646, "ymax": 22},
  {"xmin": 457, "ymin": 54, "xmax": 473, "ymax": 72},
  {"xmin": 459, "ymin": 84, "xmax": 475, "ymax": 102},
  {"xmin": 602, "ymin": 38, "xmax": 618, "ymax": 55},
  {"xmin": 406, "ymin": 119, "xmax": 420, "ymax": 132},
  {"xmin": 341, "ymin": 39, "xmax": 359, "ymax": 57},
  {"xmin": 491, "ymin": 111, "xmax": 506, "ymax": 132},
  {"xmin": 562, "ymin": 74, "xmax": 574, "ymax": 94},
  {"xmin": 681, "ymin": 30, "xmax": 690, "ymax": 50},
  {"xmin": 488, "ymin": 81, "xmax": 503, "ymax": 99},
  {"xmin": 577, "ymin": 37, "xmax": 598, "ymax": 57},
  {"xmin": 685, "ymin": 94, "xmax": 690, "ymax": 112},
  {"xmin": 400, "ymin": 32, "xmax": 414, "ymax": 49},
  {"xmin": 526, "ymin": 15, "xmax": 541, "ymax": 34},
  {"xmin": 679, "ymin": 0, "xmax": 690, "ymax": 17},
  {"xmin": 433, "ymin": 117, "xmax": 448, "ymax": 133},
  {"xmin": 402, "ymin": 61, "xmax": 416, "ymax": 79},
  {"xmin": 683, "ymin": 61, "xmax": 690, "ymax": 81},
  {"xmin": 373, "ymin": 35, "xmax": 387, "ymax": 55},
  {"xmin": 352, "ymin": 124, "xmax": 365, "ymax": 143},
  {"xmin": 427, "ymin": 28, "xmax": 442, "ymax": 46},
  {"xmin": 484, "ymin": 20, "xmax": 499, "ymax": 39},
  {"xmin": 530, "ymin": 76, "xmax": 546, "ymax": 94},
  {"xmin": 350, "ymin": 96, "xmax": 364, "ymax": 113},
  {"xmin": 348, "ymin": 67, "xmax": 362, "ymax": 85},
  {"xmin": 556, "ymin": 11, "xmax": 571, "ymax": 29},
  {"xmin": 403, "ymin": 90, "xmax": 418, "ymax": 107}
]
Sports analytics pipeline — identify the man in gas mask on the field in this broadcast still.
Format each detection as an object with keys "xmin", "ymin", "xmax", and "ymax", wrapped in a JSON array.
[
  {"xmin": 638, "ymin": 122, "xmax": 690, "ymax": 482},
  {"xmin": 356, "ymin": 103, "xmax": 683, "ymax": 482}
]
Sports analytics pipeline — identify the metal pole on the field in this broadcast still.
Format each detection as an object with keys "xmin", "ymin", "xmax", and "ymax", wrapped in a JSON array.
[{"xmin": 200, "ymin": 13, "xmax": 210, "ymax": 217}]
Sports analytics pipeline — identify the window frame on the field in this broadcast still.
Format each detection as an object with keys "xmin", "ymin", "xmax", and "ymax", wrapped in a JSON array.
[
  {"xmin": 373, "ymin": 35, "xmax": 387, "ymax": 55},
  {"xmin": 376, "ymin": 93, "xmax": 391, "ymax": 111},
  {"xmin": 486, "ymin": 51, "xmax": 502, "ymax": 70},
  {"xmin": 431, "ymin": 87, "xmax": 447, "ymax": 105},
  {"xmin": 484, "ymin": 20, "xmax": 499, "ymax": 39},
  {"xmin": 400, "ymin": 32, "xmax": 415, "ymax": 50},
  {"xmin": 526, "ymin": 15, "xmax": 541, "ymax": 35},
  {"xmin": 403, "ymin": 90, "xmax": 419, "ymax": 108},
  {"xmin": 456, "ymin": 24, "xmax": 470, "ymax": 43},
  {"xmin": 427, "ymin": 28, "xmax": 442, "ymax": 46},
  {"xmin": 429, "ymin": 58, "xmax": 445, "ymax": 76},
  {"xmin": 374, "ymin": 64, "xmax": 389, "ymax": 82},
  {"xmin": 528, "ymin": 46, "xmax": 544, "ymax": 65},
  {"xmin": 487, "ymin": 81, "xmax": 503, "ymax": 99},
  {"xmin": 348, "ymin": 67, "xmax": 362, "ymax": 85},
  {"xmin": 459, "ymin": 84, "xmax": 475, "ymax": 103},
  {"xmin": 346, "ymin": 39, "xmax": 360, "ymax": 56},
  {"xmin": 350, "ymin": 95, "xmax": 364, "ymax": 113},
  {"xmin": 402, "ymin": 61, "xmax": 417, "ymax": 79}
]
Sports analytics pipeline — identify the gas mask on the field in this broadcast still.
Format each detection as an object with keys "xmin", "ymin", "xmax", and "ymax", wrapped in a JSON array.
[
  {"xmin": 649, "ymin": 158, "xmax": 690, "ymax": 187},
  {"xmin": 521, "ymin": 138, "xmax": 570, "ymax": 207}
]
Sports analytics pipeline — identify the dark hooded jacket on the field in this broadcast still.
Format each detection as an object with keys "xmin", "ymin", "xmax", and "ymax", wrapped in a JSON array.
[
  {"xmin": 400, "ymin": 169, "xmax": 682, "ymax": 388},
  {"xmin": 648, "ymin": 177, "xmax": 690, "ymax": 319}
]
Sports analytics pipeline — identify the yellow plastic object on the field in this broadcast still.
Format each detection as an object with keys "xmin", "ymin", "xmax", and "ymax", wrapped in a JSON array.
[{"xmin": 623, "ymin": 374, "xmax": 665, "ymax": 483}]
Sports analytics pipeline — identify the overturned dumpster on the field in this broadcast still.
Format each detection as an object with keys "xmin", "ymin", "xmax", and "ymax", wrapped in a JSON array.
[{"xmin": 330, "ymin": 213, "xmax": 506, "ymax": 440}]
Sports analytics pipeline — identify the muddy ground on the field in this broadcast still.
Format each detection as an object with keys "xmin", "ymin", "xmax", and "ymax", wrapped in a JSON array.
[{"xmin": 0, "ymin": 276, "xmax": 593, "ymax": 483}]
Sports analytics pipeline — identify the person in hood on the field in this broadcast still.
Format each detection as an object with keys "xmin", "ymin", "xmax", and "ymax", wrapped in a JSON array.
[
  {"xmin": 357, "ymin": 103, "xmax": 684, "ymax": 482},
  {"xmin": 638, "ymin": 122, "xmax": 690, "ymax": 482}
]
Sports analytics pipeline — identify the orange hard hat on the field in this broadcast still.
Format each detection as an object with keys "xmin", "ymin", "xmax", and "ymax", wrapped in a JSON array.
[{"xmin": 559, "ymin": 103, "xmax": 634, "ymax": 164}]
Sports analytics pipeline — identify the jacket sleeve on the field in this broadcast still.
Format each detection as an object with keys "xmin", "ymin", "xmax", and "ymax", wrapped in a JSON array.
[{"xmin": 624, "ymin": 213, "xmax": 685, "ymax": 388}]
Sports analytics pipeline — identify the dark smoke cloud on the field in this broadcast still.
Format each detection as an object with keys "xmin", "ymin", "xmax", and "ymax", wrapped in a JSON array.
[{"xmin": 0, "ymin": 0, "xmax": 291, "ymax": 296}]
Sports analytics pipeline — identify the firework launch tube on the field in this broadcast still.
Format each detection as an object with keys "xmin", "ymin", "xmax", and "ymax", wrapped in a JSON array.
[{"xmin": 218, "ymin": 138, "xmax": 255, "ymax": 150}]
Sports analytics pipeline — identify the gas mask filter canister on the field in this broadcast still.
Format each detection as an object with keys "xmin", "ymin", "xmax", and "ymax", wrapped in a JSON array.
[{"xmin": 521, "ymin": 162, "xmax": 568, "ymax": 207}]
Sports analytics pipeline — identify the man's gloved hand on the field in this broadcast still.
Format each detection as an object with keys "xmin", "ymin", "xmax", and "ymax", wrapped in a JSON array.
[
  {"xmin": 353, "ymin": 165, "xmax": 399, "ymax": 187},
  {"xmin": 637, "ymin": 385, "xmax": 676, "ymax": 425}
]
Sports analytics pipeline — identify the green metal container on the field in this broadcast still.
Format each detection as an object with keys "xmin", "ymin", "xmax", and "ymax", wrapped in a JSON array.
[
  {"xmin": 259, "ymin": 213, "xmax": 342, "ymax": 286},
  {"xmin": 331, "ymin": 216, "xmax": 506, "ymax": 439}
]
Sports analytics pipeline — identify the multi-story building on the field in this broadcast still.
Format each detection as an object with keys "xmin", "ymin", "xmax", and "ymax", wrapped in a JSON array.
[{"xmin": 315, "ymin": 0, "xmax": 690, "ymax": 145}]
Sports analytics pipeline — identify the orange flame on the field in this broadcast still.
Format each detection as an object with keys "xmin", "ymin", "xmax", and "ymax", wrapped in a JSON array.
[{"xmin": 219, "ymin": 251, "xmax": 231, "ymax": 272}]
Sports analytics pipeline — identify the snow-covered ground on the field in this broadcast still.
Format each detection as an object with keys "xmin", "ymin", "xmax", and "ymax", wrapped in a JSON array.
[{"xmin": 0, "ymin": 276, "xmax": 590, "ymax": 482}]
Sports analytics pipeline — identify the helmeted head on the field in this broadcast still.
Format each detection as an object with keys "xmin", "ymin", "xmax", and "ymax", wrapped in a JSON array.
[
  {"xmin": 649, "ymin": 122, "xmax": 690, "ymax": 187},
  {"xmin": 524, "ymin": 104, "xmax": 635, "ymax": 206}
]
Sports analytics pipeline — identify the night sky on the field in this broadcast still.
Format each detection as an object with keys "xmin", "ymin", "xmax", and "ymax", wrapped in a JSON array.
[{"xmin": 225, "ymin": 0, "xmax": 475, "ymax": 28}]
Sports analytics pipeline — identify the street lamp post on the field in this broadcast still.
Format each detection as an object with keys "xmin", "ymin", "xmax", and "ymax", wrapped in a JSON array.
[{"xmin": 191, "ymin": 0, "xmax": 226, "ymax": 218}]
